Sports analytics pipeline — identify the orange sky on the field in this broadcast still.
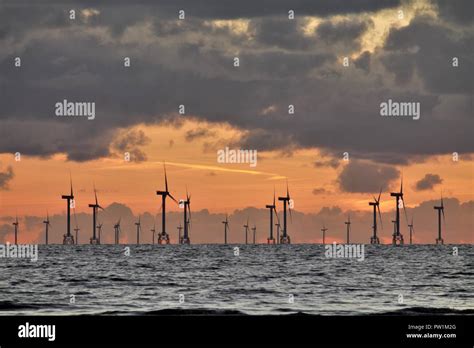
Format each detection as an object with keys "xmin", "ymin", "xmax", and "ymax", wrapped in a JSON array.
[{"xmin": 1, "ymin": 120, "xmax": 473, "ymax": 218}]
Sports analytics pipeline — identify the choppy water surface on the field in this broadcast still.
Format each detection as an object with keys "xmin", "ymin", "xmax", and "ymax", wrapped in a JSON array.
[{"xmin": 0, "ymin": 244, "xmax": 472, "ymax": 315}]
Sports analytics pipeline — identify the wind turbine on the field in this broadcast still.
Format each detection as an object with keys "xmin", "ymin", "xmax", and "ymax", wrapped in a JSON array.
[
  {"xmin": 61, "ymin": 175, "xmax": 75, "ymax": 245},
  {"xmin": 321, "ymin": 224, "xmax": 328, "ymax": 244},
  {"xmin": 12, "ymin": 216, "xmax": 19, "ymax": 245},
  {"xmin": 114, "ymin": 218, "xmax": 121, "ymax": 245},
  {"xmin": 252, "ymin": 225, "xmax": 257, "ymax": 244},
  {"xmin": 177, "ymin": 223, "xmax": 183, "ymax": 244},
  {"xmin": 73, "ymin": 208, "xmax": 79, "ymax": 245},
  {"xmin": 345, "ymin": 215, "xmax": 351, "ymax": 244},
  {"xmin": 278, "ymin": 181, "xmax": 292, "ymax": 244},
  {"xmin": 243, "ymin": 218, "xmax": 249, "ymax": 244},
  {"xmin": 265, "ymin": 190, "xmax": 279, "ymax": 244},
  {"xmin": 434, "ymin": 194, "xmax": 446, "ymax": 245},
  {"xmin": 275, "ymin": 222, "xmax": 281, "ymax": 244},
  {"xmin": 151, "ymin": 220, "xmax": 156, "ymax": 245},
  {"xmin": 97, "ymin": 223, "xmax": 103, "ymax": 244},
  {"xmin": 156, "ymin": 164, "xmax": 178, "ymax": 244},
  {"xmin": 180, "ymin": 189, "xmax": 191, "ymax": 244},
  {"xmin": 222, "ymin": 214, "xmax": 229, "ymax": 244},
  {"xmin": 135, "ymin": 216, "xmax": 141, "ymax": 245},
  {"xmin": 390, "ymin": 176, "xmax": 407, "ymax": 245},
  {"xmin": 89, "ymin": 186, "xmax": 104, "ymax": 245},
  {"xmin": 408, "ymin": 217, "xmax": 414, "ymax": 245},
  {"xmin": 369, "ymin": 188, "xmax": 383, "ymax": 244},
  {"xmin": 43, "ymin": 212, "xmax": 50, "ymax": 245}
]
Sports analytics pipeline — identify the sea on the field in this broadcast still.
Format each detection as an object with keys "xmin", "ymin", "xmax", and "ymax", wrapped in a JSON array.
[{"xmin": 0, "ymin": 244, "xmax": 472, "ymax": 316}]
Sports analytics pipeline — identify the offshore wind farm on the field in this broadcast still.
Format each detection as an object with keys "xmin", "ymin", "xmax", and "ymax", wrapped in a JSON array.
[
  {"xmin": 0, "ymin": 0, "xmax": 473, "ymax": 324},
  {"xmin": 0, "ymin": 166, "xmax": 468, "ymax": 246}
]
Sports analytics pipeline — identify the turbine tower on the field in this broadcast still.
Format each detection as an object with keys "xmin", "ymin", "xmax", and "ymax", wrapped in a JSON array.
[
  {"xmin": 275, "ymin": 223, "xmax": 280, "ymax": 244},
  {"xmin": 321, "ymin": 224, "xmax": 328, "ymax": 244},
  {"xmin": 61, "ymin": 176, "xmax": 75, "ymax": 245},
  {"xmin": 180, "ymin": 189, "xmax": 191, "ymax": 244},
  {"xmin": 369, "ymin": 188, "xmax": 383, "ymax": 244},
  {"xmin": 135, "ymin": 216, "xmax": 141, "ymax": 245},
  {"xmin": 156, "ymin": 164, "xmax": 178, "ymax": 244},
  {"xmin": 434, "ymin": 194, "xmax": 446, "ymax": 245},
  {"xmin": 43, "ymin": 212, "xmax": 50, "ymax": 245},
  {"xmin": 114, "ymin": 218, "xmax": 121, "ymax": 245},
  {"xmin": 390, "ymin": 177, "xmax": 407, "ymax": 245},
  {"xmin": 265, "ymin": 190, "xmax": 279, "ymax": 244},
  {"xmin": 278, "ymin": 182, "xmax": 292, "ymax": 244},
  {"xmin": 408, "ymin": 217, "xmax": 414, "ymax": 245},
  {"xmin": 88, "ymin": 186, "xmax": 104, "ymax": 245},
  {"xmin": 243, "ymin": 218, "xmax": 249, "ymax": 245},
  {"xmin": 12, "ymin": 216, "xmax": 19, "ymax": 245},
  {"xmin": 252, "ymin": 225, "xmax": 256, "ymax": 244},
  {"xmin": 345, "ymin": 215, "xmax": 351, "ymax": 244},
  {"xmin": 97, "ymin": 223, "xmax": 103, "ymax": 244},
  {"xmin": 222, "ymin": 214, "xmax": 229, "ymax": 244},
  {"xmin": 151, "ymin": 221, "xmax": 156, "ymax": 245},
  {"xmin": 73, "ymin": 208, "xmax": 79, "ymax": 245},
  {"xmin": 177, "ymin": 223, "xmax": 183, "ymax": 244}
]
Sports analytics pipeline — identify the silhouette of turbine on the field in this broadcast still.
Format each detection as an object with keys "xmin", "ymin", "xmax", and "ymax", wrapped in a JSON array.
[
  {"xmin": 369, "ymin": 187, "xmax": 383, "ymax": 244},
  {"xmin": 156, "ymin": 164, "xmax": 177, "ymax": 244},
  {"xmin": 278, "ymin": 181, "xmax": 292, "ymax": 244},
  {"xmin": 434, "ymin": 194, "xmax": 446, "ymax": 245},
  {"xmin": 265, "ymin": 189, "xmax": 279, "ymax": 245},
  {"xmin": 61, "ymin": 175, "xmax": 75, "ymax": 245}
]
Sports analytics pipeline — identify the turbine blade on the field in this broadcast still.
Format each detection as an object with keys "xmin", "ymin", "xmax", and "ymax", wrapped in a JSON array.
[
  {"xmin": 164, "ymin": 163, "xmax": 169, "ymax": 192},
  {"xmin": 402, "ymin": 197, "xmax": 409, "ymax": 226},
  {"xmin": 377, "ymin": 205, "xmax": 383, "ymax": 230},
  {"xmin": 168, "ymin": 193, "xmax": 178, "ymax": 204},
  {"xmin": 289, "ymin": 207, "xmax": 293, "ymax": 223},
  {"xmin": 377, "ymin": 186, "xmax": 382, "ymax": 203}
]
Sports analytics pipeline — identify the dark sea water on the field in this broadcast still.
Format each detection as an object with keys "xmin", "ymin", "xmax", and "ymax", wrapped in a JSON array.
[{"xmin": 0, "ymin": 244, "xmax": 472, "ymax": 316}]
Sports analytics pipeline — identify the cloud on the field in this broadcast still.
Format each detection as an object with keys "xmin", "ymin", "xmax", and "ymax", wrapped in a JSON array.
[
  {"xmin": 316, "ymin": 18, "xmax": 372, "ymax": 50},
  {"xmin": 185, "ymin": 127, "xmax": 216, "ymax": 142},
  {"xmin": 0, "ymin": 1, "xmax": 472, "ymax": 165},
  {"xmin": 312, "ymin": 187, "xmax": 330, "ymax": 195},
  {"xmin": 111, "ymin": 129, "xmax": 151, "ymax": 162},
  {"xmin": 313, "ymin": 158, "xmax": 340, "ymax": 169},
  {"xmin": 383, "ymin": 16, "xmax": 474, "ymax": 94},
  {"xmin": 249, "ymin": 17, "xmax": 313, "ymax": 50},
  {"xmin": 433, "ymin": 0, "xmax": 474, "ymax": 24},
  {"xmin": 354, "ymin": 51, "xmax": 371, "ymax": 72},
  {"xmin": 337, "ymin": 160, "xmax": 400, "ymax": 193},
  {"xmin": 0, "ymin": 164, "xmax": 14, "ymax": 190},
  {"xmin": 414, "ymin": 173, "xmax": 443, "ymax": 191}
]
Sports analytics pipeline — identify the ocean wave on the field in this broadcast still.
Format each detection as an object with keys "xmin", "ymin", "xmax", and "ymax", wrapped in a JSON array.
[{"xmin": 377, "ymin": 306, "xmax": 474, "ymax": 315}]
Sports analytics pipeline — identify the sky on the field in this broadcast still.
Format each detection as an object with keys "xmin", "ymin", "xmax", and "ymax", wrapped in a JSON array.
[{"xmin": 0, "ymin": 0, "xmax": 473, "ymax": 244}]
